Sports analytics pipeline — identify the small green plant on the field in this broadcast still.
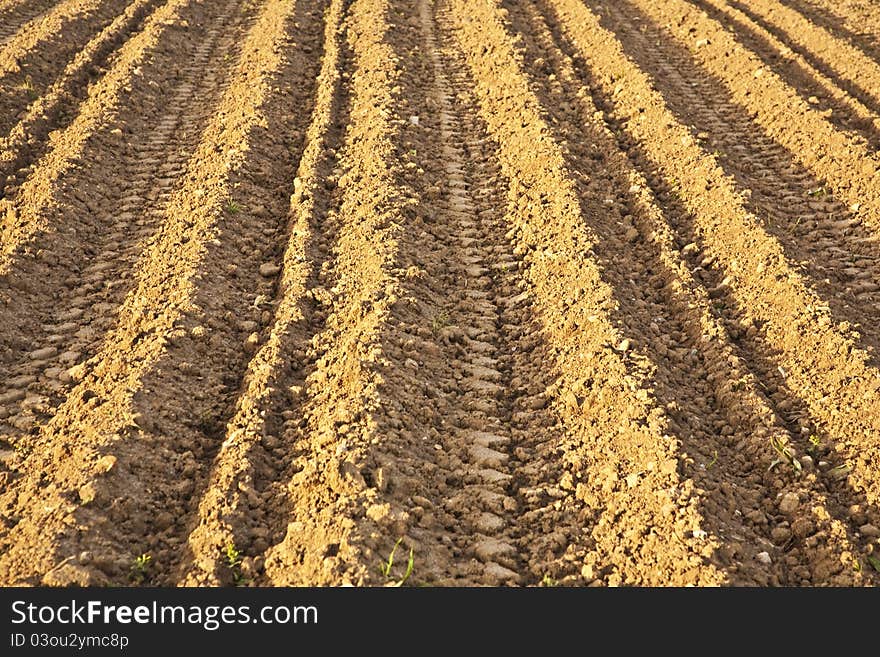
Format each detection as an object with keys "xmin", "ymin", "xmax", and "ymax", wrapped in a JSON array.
[
  {"xmin": 868, "ymin": 555, "xmax": 880, "ymax": 573},
  {"xmin": 807, "ymin": 187, "xmax": 827, "ymax": 198},
  {"xmin": 379, "ymin": 538, "xmax": 414, "ymax": 587},
  {"xmin": 224, "ymin": 543, "xmax": 246, "ymax": 585},
  {"xmin": 706, "ymin": 450, "xmax": 718, "ymax": 470},
  {"xmin": 225, "ymin": 200, "xmax": 242, "ymax": 214},
  {"xmin": 17, "ymin": 76, "xmax": 36, "ymax": 97},
  {"xmin": 769, "ymin": 434, "xmax": 802, "ymax": 473},
  {"xmin": 130, "ymin": 553, "xmax": 152, "ymax": 584},
  {"xmin": 540, "ymin": 574, "xmax": 558, "ymax": 587}
]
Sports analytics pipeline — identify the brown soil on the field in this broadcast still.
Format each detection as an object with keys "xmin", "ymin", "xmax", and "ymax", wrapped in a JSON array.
[{"xmin": 0, "ymin": 0, "xmax": 878, "ymax": 586}]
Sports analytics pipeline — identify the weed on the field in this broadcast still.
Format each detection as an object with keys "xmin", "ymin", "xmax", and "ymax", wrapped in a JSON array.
[
  {"xmin": 807, "ymin": 187, "xmax": 827, "ymax": 198},
  {"xmin": 540, "ymin": 574, "xmax": 558, "ymax": 587},
  {"xmin": 706, "ymin": 450, "xmax": 718, "ymax": 470},
  {"xmin": 379, "ymin": 538, "xmax": 414, "ymax": 587},
  {"xmin": 768, "ymin": 434, "xmax": 801, "ymax": 473},
  {"xmin": 225, "ymin": 200, "xmax": 242, "ymax": 214},
  {"xmin": 17, "ymin": 77, "xmax": 37, "ymax": 101},
  {"xmin": 224, "ymin": 543, "xmax": 247, "ymax": 585},
  {"xmin": 129, "ymin": 553, "xmax": 152, "ymax": 584},
  {"xmin": 868, "ymin": 556, "xmax": 880, "ymax": 573}
]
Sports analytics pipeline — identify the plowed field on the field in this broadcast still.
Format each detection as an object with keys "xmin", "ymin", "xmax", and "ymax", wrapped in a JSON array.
[{"xmin": 1, "ymin": 0, "xmax": 879, "ymax": 587}]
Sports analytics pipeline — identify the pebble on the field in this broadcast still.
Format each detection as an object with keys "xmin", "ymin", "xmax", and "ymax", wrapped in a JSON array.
[
  {"xmin": 238, "ymin": 320, "xmax": 258, "ymax": 333},
  {"xmin": 859, "ymin": 524, "xmax": 880, "ymax": 538},
  {"xmin": 771, "ymin": 526, "xmax": 792, "ymax": 544},
  {"xmin": 259, "ymin": 262, "xmax": 281, "ymax": 277},
  {"xmin": 475, "ymin": 512, "xmax": 505, "ymax": 534},
  {"xmin": 78, "ymin": 482, "xmax": 98, "ymax": 505},
  {"xmin": 483, "ymin": 562, "xmax": 519, "ymax": 584},
  {"xmin": 244, "ymin": 332, "xmax": 261, "ymax": 352},
  {"xmin": 779, "ymin": 491, "xmax": 800, "ymax": 514},
  {"xmin": 616, "ymin": 338, "xmax": 632, "ymax": 352},
  {"xmin": 756, "ymin": 551, "xmax": 772, "ymax": 565}
]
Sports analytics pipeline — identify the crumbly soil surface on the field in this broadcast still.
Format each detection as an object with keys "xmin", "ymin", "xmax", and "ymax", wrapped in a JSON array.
[{"xmin": 1, "ymin": 0, "xmax": 879, "ymax": 586}]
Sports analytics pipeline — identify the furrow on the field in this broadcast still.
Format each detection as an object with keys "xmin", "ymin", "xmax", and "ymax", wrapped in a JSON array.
[
  {"xmin": 591, "ymin": 1, "xmax": 880, "ymax": 372},
  {"xmin": 0, "ymin": 0, "xmax": 245, "ymax": 460},
  {"xmin": 181, "ymin": 0, "xmax": 347, "ymax": 587},
  {"xmin": 732, "ymin": 0, "xmax": 880, "ymax": 115},
  {"xmin": 441, "ymin": 0, "xmax": 726, "ymax": 586},
  {"xmin": 413, "ymin": 0, "xmax": 531, "ymax": 586},
  {"xmin": 787, "ymin": 0, "xmax": 880, "ymax": 54},
  {"xmin": 619, "ymin": 0, "xmax": 880, "ymax": 244},
  {"xmin": 0, "ymin": 0, "xmax": 306, "ymax": 586},
  {"xmin": 690, "ymin": 0, "xmax": 880, "ymax": 146},
  {"xmin": 542, "ymin": 0, "xmax": 880, "ymax": 569},
  {"xmin": 0, "ymin": 0, "xmax": 197, "ymax": 273},
  {"xmin": 258, "ymin": 0, "xmax": 412, "ymax": 587},
  {"xmin": 0, "ymin": 0, "xmax": 111, "ymax": 77},
  {"xmin": 0, "ymin": 0, "xmax": 62, "ymax": 46},
  {"xmin": 321, "ymin": 0, "xmax": 547, "ymax": 586},
  {"xmin": 517, "ymin": 0, "xmax": 869, "ymax": 585},
  {"xmin": 0, "ymin": 0, "xmax": 161, "ymax": 183},
  {"xmin": 0, "ymin": 0, "xmax": 145, "ymax": 140}
]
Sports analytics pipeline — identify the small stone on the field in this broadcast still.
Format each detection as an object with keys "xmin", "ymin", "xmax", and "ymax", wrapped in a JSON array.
[
  {"xmin": 239, "ymin": 320, "xmax": 258, "ymax": 333},
  {"xmin": 616, "ymin": 338, "xmax": 632, "ymax": 352},
  {"xmin": 259, "ymin": 262, "xmax": 281, "ymax": 278},
  {"xmin": 771, "ymin": 526, "xmax": 791, "ymax": 544},
  {"xmin": 245, "ymin": 332, "xmax": 261, "ymax": 352},
  {"xmin": 475, "ymin": 512, "xmax": 505, "ymax": 534},
  {"xmin": 411, "ymin": 495, "xmax": 432, "ymax": 508},
  {"xmin": 78, "ymin": 482, "xmax": 98, "ymax": 504},
  {"xmin": 791, "ymin": 517, "xmax": 815, "ymax": 538},
  {"xmin": 483, "ymin": 562, "xmax": 519, "ymax": 584},
  {"xmin": 756, "ymin": 551, "xmax": 772, "ymax": 564},
  {"xmin": 94, "ymin": 455, "xmax": 116, "ymax": 473},
  {"xmin": 779, "ymin": 492, "xmax": 800, "ymax": 514},
  {"xmin": 624, "ymin": 228, "xmax": 639, "ymax": 242},
  {"xmin": 859, "ymin": 524, "xmax": 880, "ymax": 538}
]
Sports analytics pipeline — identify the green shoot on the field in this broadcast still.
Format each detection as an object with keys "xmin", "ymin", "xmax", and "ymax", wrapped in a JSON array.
[
  {"xmin": 379, "ymin": 537, "xmax": 414, "ymax": 586},
  {"xmin": 130, "ymin": 553, "xmax": 152, "ymax": 584}
]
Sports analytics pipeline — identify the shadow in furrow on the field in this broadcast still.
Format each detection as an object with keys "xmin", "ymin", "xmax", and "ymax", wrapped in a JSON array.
[
  {"xmin": 688, "ymin": 0, "xmax": 880, "ymax": 150},
  {"xmin": 594, "ymin": 0, "xmax": 880, "ymax": 374}
]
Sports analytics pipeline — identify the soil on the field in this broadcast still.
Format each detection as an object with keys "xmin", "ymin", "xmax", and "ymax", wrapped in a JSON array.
[{"xmin": 0, "ymin": 0, "xmax": 878, "ymax": 586}]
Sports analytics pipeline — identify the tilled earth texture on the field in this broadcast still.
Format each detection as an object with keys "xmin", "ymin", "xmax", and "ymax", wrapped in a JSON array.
[{"xmin": 1, "ymin": 0, "xmax": 880, "ymax": 588}]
